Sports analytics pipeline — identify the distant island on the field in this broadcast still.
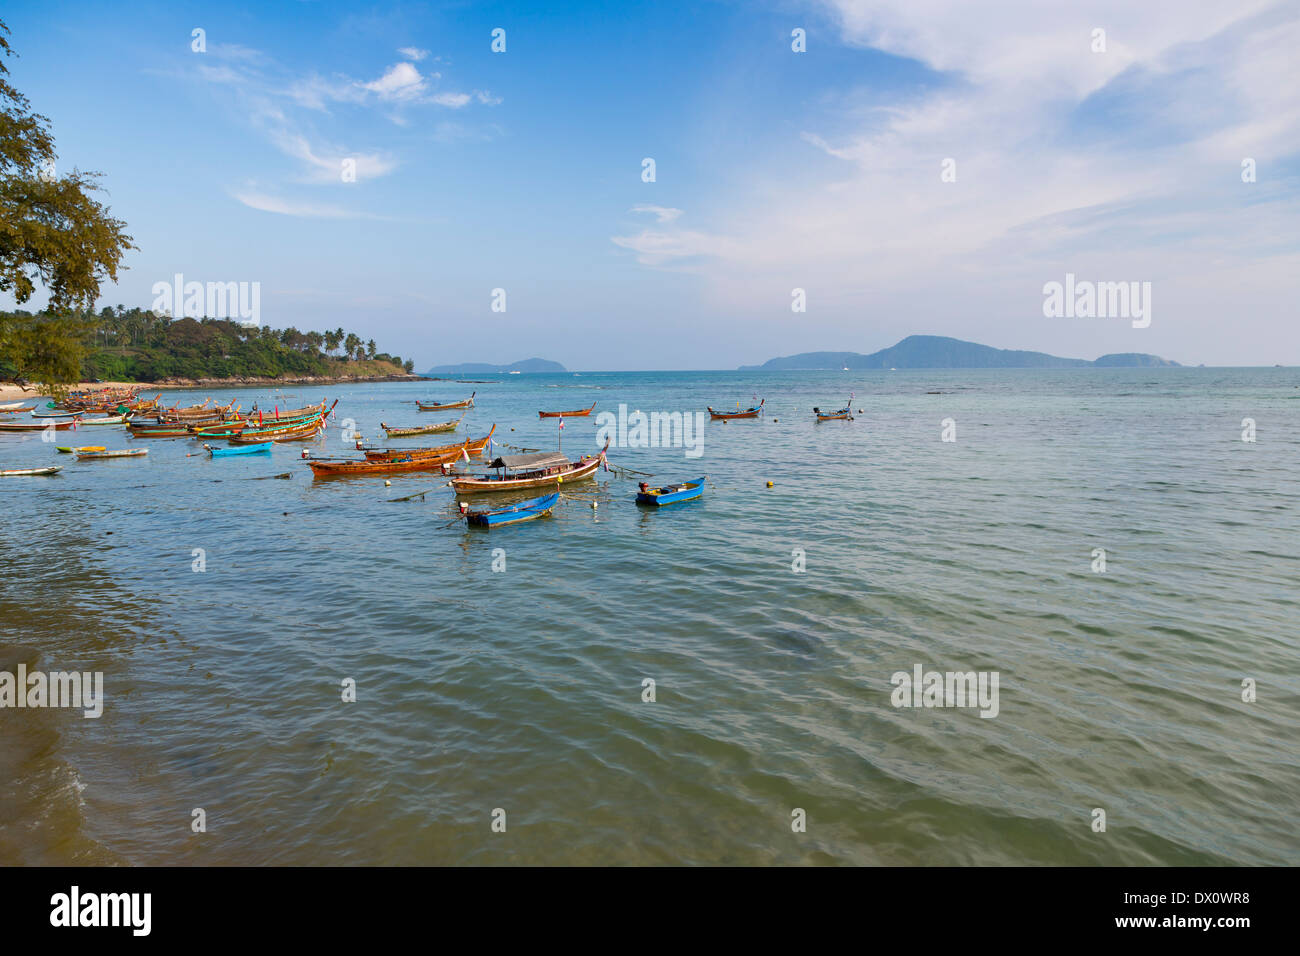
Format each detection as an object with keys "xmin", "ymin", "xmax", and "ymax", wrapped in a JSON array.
[
  {"xmin": 424, "ymin": 358, "xmax": 566, "ymax": 375},
  {"xmin": 740, "ymin": 335, "xmax": 1180, "ymax": 370}
]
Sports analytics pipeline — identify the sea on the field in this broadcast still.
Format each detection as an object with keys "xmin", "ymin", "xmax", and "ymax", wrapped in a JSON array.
[{"xmin": 1, "ymin": 367, "xmax": 1297, "ymax": 866}]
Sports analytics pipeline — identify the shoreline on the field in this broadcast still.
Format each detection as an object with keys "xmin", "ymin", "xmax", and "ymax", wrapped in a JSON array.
[{"xmin": 0, "ymin": 373, "xmax": 430, "ymax": 401}]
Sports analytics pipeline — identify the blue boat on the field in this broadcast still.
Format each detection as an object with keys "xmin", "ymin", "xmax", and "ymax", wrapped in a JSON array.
[
  {"xmin": 205, "ymin": 441, "xmax": 273, "ymax": 458},
  {"xmin": 463, "ymin": 492, "xmax": 561, "ymax": 527},
  {"xmin": 636, "ymin": 476, "xmax": 706, "ymax": 506}
]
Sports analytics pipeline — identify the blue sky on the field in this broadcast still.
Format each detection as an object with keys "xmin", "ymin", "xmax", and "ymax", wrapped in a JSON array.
[{"xmin": 3, "ymin": 0, "xmax": 1298, "ymax": 368}]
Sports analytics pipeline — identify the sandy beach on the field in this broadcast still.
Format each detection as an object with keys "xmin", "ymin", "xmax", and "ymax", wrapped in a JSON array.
[
  {"xmin": 0, "ymin": 380, "xmax": 139, "ymax": 402},
  {"xmin": 0, "ymin": 374, "xmax": 427, "ymax": 403}
]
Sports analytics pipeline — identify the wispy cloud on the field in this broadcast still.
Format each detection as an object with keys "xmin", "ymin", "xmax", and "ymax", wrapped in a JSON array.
[
  {"xmin": 187, "ymin": 44, "xmax": 500, "ymax": 203},
  {"xmin": 630, "ymin": 204, "xmax": 684, "ymax": 223},
  {"xmin": 230, "ymin": 189, "xmax": 386, "ymax": 220},
  {"xmin": 613, "ymin": 0, "xmax": 1300, "ymax": 349}
]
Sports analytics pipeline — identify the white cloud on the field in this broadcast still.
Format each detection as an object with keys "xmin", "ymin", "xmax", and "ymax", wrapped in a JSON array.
[
  {"xmin": 230, "ymin": 190, "xmax": 383, "ymax": 219},
  {"xmin": 630, "ymin": 204, "xmax": 684, "ymax": 223},
  {"xmin": 268, "ymin": 131, "xmax": 398, "ymax": 183},
  {"xmin": 611, "ymin": 1, "xmax": 1300, "ymax": 360},
  {"xmin": 398, "ymin": 47, "xmax": 430, "ymax": 61},
  {"xmin": 361, "ymin": 62, "xmax": 428, "ymax": 101},
  {"xmin": 430, "ymin": 91, "xmax": 472, "ymax": 108}
]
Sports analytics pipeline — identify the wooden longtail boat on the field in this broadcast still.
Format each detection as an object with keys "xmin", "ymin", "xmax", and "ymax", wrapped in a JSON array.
[
  {"xmin": 56, "ymin": 445, "xmax": 106, "ymax": 454},
  {"xmin": 307, "ymin": 446, "xmax": 462, "ymax": 477},
  {"xmin": 0, "ymin": 417, "xmax": 81, "ymax": 432},
  {"xmin": 32, "ymin": 407, "xmax": 96, "ymax": 418},
  {"xmin": 191, "ymin": 413, "xmax": 315, "ymax": 437},
  {"xmin": 707, "ymin": 399, "xmax": 763, "ymax": 420},
  {"xmin": 71, "ymin": 413, "xmax": 130, "ymax": 426},
  {"xmin": 205, "ymin": 442, "xmax": 272, "ymax": 457},
  {"xmin": 77, "ymin": 448, "xmax": 148, "ymax": 460},
  {"xmin": 463, "ymin": 492, "xmax": 560, "ymax": 527},
  {"xmin": 538, "ymin": 400, "xmax": 597, "ymax": 419},
  {"xmin": 0, "ymin": 405, "xmax": 38, "ymax": 414},
  {"xmin": 416, "ymin": 391, "xmax": 474, "ymax": 411},
  {"xmin": 813, "ymin": 406, "xmax": 853, "ymax": 422},
  {"xmin": 363, "ymin": 426, "xmax": 496, "ymax": 461},
  {"xmin": 228, "ymin": 419, "xmax": 324, "ymax": 443},
  {"xmin": 449, "ymin": 439, "xmax": 610, "ymax": 494},
  {"xmin": 246, "ymin": 400, "xmax": 329, "ymax": 421},
  {"xmin": 127, "ymin": 421, "xmax": 194, "ymax": 437},
  {"xmin": 0, "ymin": 465, "xmax": 62, "ymax": 476},
  {"xmin": 160, "ymin": 401, "xmax": 241, "ymax": 422},
  {"xmin": 160, "ymin": 397, "xmax": 213, "ymax": 413},
  {"xmin": 636, "ymin": 476, "xmax": 706, "ymax": 506},
  {"xmin": 381, "ymin": 413, "xmax": 464, "ymax": 437},
  {"xmin": 0, "ymin": 401, "xmax": 33, "ymax": 411}
]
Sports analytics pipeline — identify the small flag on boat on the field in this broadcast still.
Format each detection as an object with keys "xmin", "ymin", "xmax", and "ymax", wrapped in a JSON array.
[
  {"xmin": 558, "ymin": 416, "xmax": 564, "ymax": 429},
  {"xmin": 461, "ymin": 447, "xmax": 470, "ymax": 463}
]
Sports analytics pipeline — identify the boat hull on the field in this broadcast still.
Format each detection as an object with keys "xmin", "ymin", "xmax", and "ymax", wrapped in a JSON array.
[
  {"xmin": 636, "ymin": 477, "xmax": 705, "ymax": 506},
  {"xmin": 363, "ymin": 426, "xmax": 495, "ymax": 461},
  {"xmin": 0, "ymin": 419, "xmax": 81, "ymax": 431},
  {"xmin": 77, "ymin": 449, "xmax": 148, "ymax": 460},
  {"xmin": 207, "ymin": 442, "xmax": 272, "ymax": 457},
  {"xmin": 708, "ymin": 400, "xmax": 763, "ymax": 420},
  {"xmin": 381, "ymin": 417, "xmax": 462, "ymax": 437},
  {"xmin": 538, "ymin": 401, "xmax": 596, "ymax": 419},
  {"xmin": 228, "ymin": 420, "xmax": 324, "ymax": 443},
  {"xmin": 308, "ymin": 447, "xmax": 462, "ymax": 477},
  {"xmin": 450, "ymin": 445, "xmax": 608, "ymax": 494},
  {"xmin": 465, "ymin": 492, "xmax": 560, "ymax": 526},
  {"xmin": 416, "ymin": 392, "xmax": 475, "ymax": 411},
  {"xmin": 0, "ymin": 466, "xmax": 62, "ymax": 476}
]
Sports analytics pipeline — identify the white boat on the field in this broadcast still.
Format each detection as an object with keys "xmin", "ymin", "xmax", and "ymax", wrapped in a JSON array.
[{"xmin": 0, "ymin": 465, "xmax": 62, "ymax": 476}]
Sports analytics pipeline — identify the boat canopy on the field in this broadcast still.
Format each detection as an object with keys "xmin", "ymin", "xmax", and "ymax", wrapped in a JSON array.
[{"xmin": 489, "ymin": 451, "xmax": 568, "ymax": 470}]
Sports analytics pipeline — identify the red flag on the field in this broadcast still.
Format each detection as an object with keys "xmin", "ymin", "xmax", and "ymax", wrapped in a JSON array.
[{"xmin": 558, "ymin": 416, "xmax": 564, "ymax": 429}]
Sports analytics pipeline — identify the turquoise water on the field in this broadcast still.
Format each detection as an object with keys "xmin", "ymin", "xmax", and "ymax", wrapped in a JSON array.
[{"xmin": 1, "ymin": 368, "xmax": 1298, "ymax": 865}]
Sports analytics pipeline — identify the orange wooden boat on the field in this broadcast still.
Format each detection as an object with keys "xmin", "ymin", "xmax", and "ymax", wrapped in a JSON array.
[
  {"xmin": 362, "ymin": 425, "xmax": 496, "ymax": 461},
  {"xmin": 308, "ymin": 445, "xmax": 462, "ymax": 477},
  {"xmin": 707, "ymin": 399, "xmax": 763, "ymax": 420},
  {"xmin": 538, "ymin": 400, "xmax": 597, "ymax": 419},
  {"xmin": 0, "ymin": 417, "xmax": 82, "ymax": 432},
  {"xmin": 227, "ymin": 417, "xmax": 324, "ymax": 443}
]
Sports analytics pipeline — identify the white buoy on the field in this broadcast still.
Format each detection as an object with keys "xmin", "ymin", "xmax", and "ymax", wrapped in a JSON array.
[
  {"xmin": 591, "ymin": 501, "xmax": 598, "ymax": 510},
  {"xmin": 384, "ymin": 480, "xmax": 391, "ymax": 486}
]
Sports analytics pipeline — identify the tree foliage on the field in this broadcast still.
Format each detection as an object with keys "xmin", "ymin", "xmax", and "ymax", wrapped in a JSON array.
[
  {"xmin": 0, "ymin": 306, "xmax": 411, "ymax": 383},
  {"xmin": 0, "ymin": 19, "xmax": 135, "ymax": 387}
]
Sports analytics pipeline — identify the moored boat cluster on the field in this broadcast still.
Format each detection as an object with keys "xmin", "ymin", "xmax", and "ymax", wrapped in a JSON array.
[{"xmin": 2, "ymin": 386, "xmax": 859, "ymax": 526}]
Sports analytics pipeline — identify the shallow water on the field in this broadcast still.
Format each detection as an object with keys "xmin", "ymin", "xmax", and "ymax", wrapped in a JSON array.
[{"xmin": 1, "ymin": 368, "xmax": 1297, "ymax": 865}]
